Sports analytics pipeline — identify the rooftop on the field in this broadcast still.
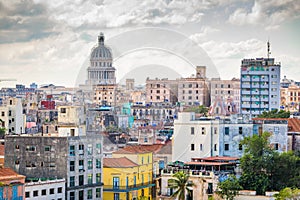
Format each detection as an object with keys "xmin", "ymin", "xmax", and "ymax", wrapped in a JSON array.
[
  {"xmin": 288, "ymin": 118, "xmax": 300, "ymax": 132},
  {"xmin": 0, "ymin": 168, "xmax": 25, "ymax": 181},
  {"xmin": 113, "ymin": 145, "xmax": 157, "ymax": 154},
  {"xmin": 103, "ymin": 157, "xmax": 138, "ymax": 168}
]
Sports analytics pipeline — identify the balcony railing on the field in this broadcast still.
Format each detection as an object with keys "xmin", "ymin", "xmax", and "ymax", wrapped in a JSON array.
[
  {"xmin": 161, "ymin": 169, "xmax": 214, "ymax": 178},
  {"xmin": 103, "ymin": 181, "xmax": 155, "ymax": 192}
]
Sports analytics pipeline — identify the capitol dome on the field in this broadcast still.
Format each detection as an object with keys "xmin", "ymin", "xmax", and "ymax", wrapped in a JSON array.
[
  {"xmin": 90, "ymin": 32, "xmax": 113, "ymax": 67},
  {"xmin": 87, "ymin": 32, "xmax": 116, "ymax": 86}
]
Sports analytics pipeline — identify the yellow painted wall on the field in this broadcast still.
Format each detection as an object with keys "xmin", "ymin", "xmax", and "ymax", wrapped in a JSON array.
[{"xmin": 103, "ymin": 152, "xmax": 154, "ymax": 200}]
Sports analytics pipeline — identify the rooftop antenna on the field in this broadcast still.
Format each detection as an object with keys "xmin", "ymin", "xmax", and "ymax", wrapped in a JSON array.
[{"xmin": 267, "ymin": 39, "xmax": 271, "ymax": 59}]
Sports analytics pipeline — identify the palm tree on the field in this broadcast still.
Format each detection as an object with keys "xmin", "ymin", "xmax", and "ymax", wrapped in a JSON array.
[{"xmin": 168, "ymin": 171, "xmax": 194, "ymax": 200}]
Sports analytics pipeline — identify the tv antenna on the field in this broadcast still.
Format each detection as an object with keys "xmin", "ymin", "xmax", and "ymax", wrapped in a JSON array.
[{"xmin": 267, "ymin": 40, "xmax": 271, "ymax": 59}]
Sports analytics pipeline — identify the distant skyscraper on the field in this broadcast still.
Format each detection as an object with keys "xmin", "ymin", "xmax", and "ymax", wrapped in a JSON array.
[{"xmin": 240, "ymin": 57, "xmax": 281, "ymax": 116}]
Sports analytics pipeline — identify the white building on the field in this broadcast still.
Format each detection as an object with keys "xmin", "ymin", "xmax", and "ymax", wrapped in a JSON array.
[
  {"xmin": 172, "ymin": 112, "xmax": 220, "ymax": 162},
  {"xmin": 0, "ymin": 97, "xmax": 25, "ymax": 135},
  {"xmin": 25, "ymin": 178, "xmax": 65, "ymax": 200}
]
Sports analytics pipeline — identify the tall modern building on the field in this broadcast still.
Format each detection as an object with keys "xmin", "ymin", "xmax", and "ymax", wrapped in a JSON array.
[{"xmin": 240, "ymin": 57, "xmax": 281, "ymax": 117}]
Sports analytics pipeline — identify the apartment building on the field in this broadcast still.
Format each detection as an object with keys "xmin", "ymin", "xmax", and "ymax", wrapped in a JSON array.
[
  {"xmin": 209, "ymin": 78, "xmax": 240, "ymax": 115},
  {"xmin": 240, "ymin": 57, "xmax": 281, "ymax": 117},
  {"xmin": 5, "ymin": 133, "xmax": 103, "ymax": 200}
]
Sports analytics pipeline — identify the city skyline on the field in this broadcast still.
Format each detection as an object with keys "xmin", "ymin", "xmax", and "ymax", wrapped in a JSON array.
[{"xmin": 0, "ymin": 0, "xmax": 300, "ymax": 88}]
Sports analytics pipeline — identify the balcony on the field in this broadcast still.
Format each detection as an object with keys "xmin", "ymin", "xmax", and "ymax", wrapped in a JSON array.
[
  {"xmin": 161, "ymin": 169, "xmax": 213, "ymax": 178},
  {"xmin": 103, "ymin": 181, "xmax": 155, "ymax": 192}
]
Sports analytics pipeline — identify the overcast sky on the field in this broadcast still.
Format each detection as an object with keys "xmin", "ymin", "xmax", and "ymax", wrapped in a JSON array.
[{"xmin": 0, "ymin": 0, "xmax": 299, "ymax": 87}]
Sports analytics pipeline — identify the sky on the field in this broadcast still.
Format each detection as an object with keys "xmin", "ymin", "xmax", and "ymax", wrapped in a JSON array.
[{"xmin": 0, "ymin": 0, "xmax": 299, "ymax": 88}]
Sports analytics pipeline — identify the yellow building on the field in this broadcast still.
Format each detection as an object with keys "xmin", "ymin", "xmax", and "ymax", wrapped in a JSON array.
[{"xmin": 103, "ymin": 146, "xmax": 155, "ymax": 200}]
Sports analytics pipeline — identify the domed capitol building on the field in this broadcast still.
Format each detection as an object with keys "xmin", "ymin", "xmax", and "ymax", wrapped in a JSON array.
[{"xmin": 84, "ymin": 33, "xmax": 117, "ymax": 106}]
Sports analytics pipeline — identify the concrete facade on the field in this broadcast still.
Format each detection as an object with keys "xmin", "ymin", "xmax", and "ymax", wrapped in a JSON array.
[
  {"xmin": 5, "ymin": 134, "xmax": 104, "ymax": 200},
  {"xmin": 209, "ymin": 78, "xmax": 240, "ymax": 115},
  {"xmin": 240, "ymin": 58, "xmax": 281, "ymax": 117}
]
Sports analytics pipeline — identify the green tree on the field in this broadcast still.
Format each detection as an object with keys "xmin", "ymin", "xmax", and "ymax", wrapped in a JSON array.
[
  {"xmin": 274, "ymin": 187, "xmax": 300, "ymax": 200},
  {"xmin": 239, "ymin": 132, "xmax": 274, "ymax": 195},
  {"xmin": 168, "ymin": 171, "xmax": 194, "ymax": 200},
  {"xmin": 257, "ymin": 109, "xmax": 290, "ymax": 118},
  {"xmin": 0, "ymin": 126, "xmax": 5, "ymax": 139},
  {"xmin": 271, "ymin": 151, "xmax": 300, "ymax": 191},
  {"xmin": 217, "ymin": 175, "xmax": 242, "ymax": 200},
  {"xmin": 184, "ymin": 105, "xmax": 209, "ymax": 116}
]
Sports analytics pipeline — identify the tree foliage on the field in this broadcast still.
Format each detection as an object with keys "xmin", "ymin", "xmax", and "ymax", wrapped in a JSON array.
[
  {"xmin": 0, "ymin": 127, "xmax": 5, "ymax": 139},
  {"xmin": 239, "ymin": 132, "xmax": 300, "ymax": 195},
  {"xmin": 168, "ymin": 171, "xmax": 194, "ymax": 200},
  {"xmin": 184, "ymin": 105, "xmax": 209, "ymax": 116},
  {"xmin": 274, "ymin": 187, "xmax": 300, "ymax": 200},
  {"xmin": 257, "ymin": 109, "xmax": 290, "ymax": 118},
  {"xmin": 217, "ymin": 175, "xmax": 242, "ymax": 200}
]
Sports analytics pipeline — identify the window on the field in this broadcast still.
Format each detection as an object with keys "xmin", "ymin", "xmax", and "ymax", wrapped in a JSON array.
[
  {"xmin": 79, "ymin": 175, "xmax": 84, "ymax": 186},
  {"xmin": 88, "ymin": 189, "xmax": 93, "ymax": 199},
  {"xmin": 79, "ymin": 144, "xmax": 84, "ymax": 155},
  {"xmin": 191, "ymin": 144, "xmax": 195, "ymax": 151},
  {"xmin": 61, "ymin": 108, "xmax": 66, "ymax": 113},
  {"xmin": 96, "ymin": 159, "xmax": 101, "ymax": 169},
  {"xmin": 96, "ymin": 143, "xmax": 101, "ymax": 154},
  {"xmin": 26, "ymin": 145, "xmax": 36, "ymax": 152},
  {"xmin": 275, "ymin": 143, "xmax": 279, "ymax": 150},
  {"xmin": 225, "ymin": 144, "xmax": 229, "ymax": 151},
  {"xmin": 70, "ymin": 191, "xmax": 75, "ymax": 200},
  {"xmin": 239, "ymin": 127, "xmax": 243, "ymax": 134},
  {"xmin": 44, "ymin": 146, "xmax": 51, "ymax": 152},
  {"xmin": 88, "ymin": 159, "xmax": 93, "ymax": 169},
  {"xmin": 96, "ymin": 173, "xmax": 101, "ymax": 183},
  {"xmin": 113, "ymin": 177, "xmax": 120, "ymax": 189},
  {"xmin": 88, "ymin": 174, "xmax": 93, "ymax": 184},
  {"xmin": 50, "ymin": 188, "xmax": 54, "ymax": 194},
  {"xmin": 191, "ymin": 127, "xmax": 194, "ymax": 135},
  {"xmin": 57, "ymin": 187, "xmax": 62, "ymax": 193},
  {"xmin": 25, "ymin": 192, "xmax": 30, "ymax": 198},
  {"xmin": 70, "ymin": 161, "xmax": 75, "ymax": 171},
  {"xmin": 114, "ymin": 193, "xmax": 120, "ymax": 200},
  {"xmin": 33, "ymin": 190, "xmax": 38, "ymax": 197},
  {"xmin": 79, "ymin": 160, "xmax": 84, "ymax": 171},
  {"xmin": 41, "ymin": 189, "xmax": 46, "ymax": 196},
  {"xmin": 70, "ymin": 176, "xmax": 75, "ymax": 187},
  {"xmin": 201, "ymin": 127, "xmax": 205, "ymax": 135},
  {"xmin": 69, "ymin": 145, "xmax": 75, "ymax": 156},
  {"xmin": 239, "ymin": 144, "xmax": 243, "ymax": 151},
  {"xmin": 96, "ymin": 188, "xmax": 101, "ymax": 198},
  {"xmin": 214, "ymin": 127, "xmax": 217, "ymax": 134},
  {"xmin": 87, "ymin": 144, "xmax": 93, "ymax": 155},
  {"xmin": 1, "ymin": 111, "xmax": 4, "ymax": 116},
  {"xmin": 214, "ymin": 144, "xmax": 217, "ymax": 151},
  {"xmin": 225, "ymin": 127, "xmax": 229, "ymax": 135},
  {"xmin": 200, "ymin": 144, "xmax": 203, "ymax": 151}
]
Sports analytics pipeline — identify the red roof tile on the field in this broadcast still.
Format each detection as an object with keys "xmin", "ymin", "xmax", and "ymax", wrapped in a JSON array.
[
  {"xmin": 113, "ymin": 145, "xmax": 162, "ymax": 154},
  {"xmin": 0, "ymin": 168, "xmax": 25, "ymax": 180},
  {"xmin": 192, "ymin": 156, "xmax": 239, "ymax": 162},
  {"xmin": 288, "ymin": 118, "xmax": 300, "ymax": 132},
  {"xmin": 0, "ymin": 145, "xmax": 4, "ymax": 156},
  {"xmin": 103, "ymin": 157, "xmax": 138, "ymax": 168}
]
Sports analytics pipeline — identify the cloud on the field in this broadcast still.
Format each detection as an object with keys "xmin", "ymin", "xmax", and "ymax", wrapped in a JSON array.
[
  {"xmin": 200, "ymin": 38, "xmax": 265, "ymax": 59},
  {"xmin": 189, "ymin": 27, "xmax": 220, "ymax": 43},
  {"xmin": 228, "ymin": 0, "xmax": 300, "ymax": 29},
  {"xmin": 32, "ymin": 0, "xmax": 209, "ymax": 29},
  {"xmin": 0, "ymin": 0, "xmax": 58, "ymax": 43}
]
